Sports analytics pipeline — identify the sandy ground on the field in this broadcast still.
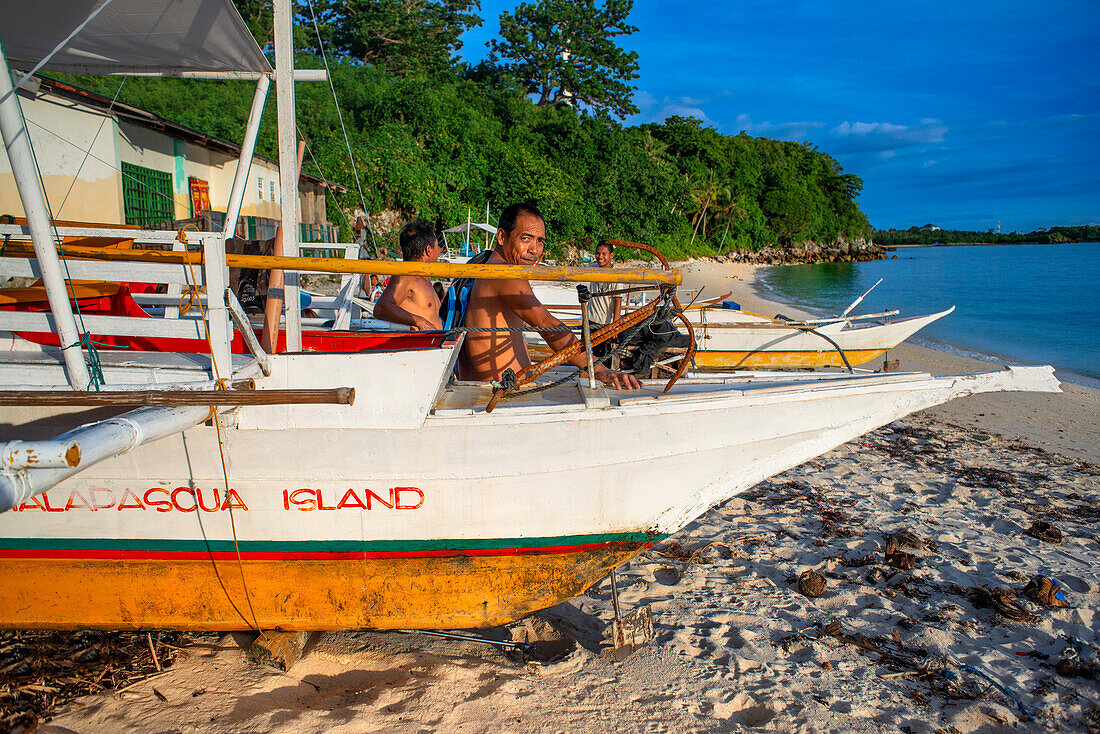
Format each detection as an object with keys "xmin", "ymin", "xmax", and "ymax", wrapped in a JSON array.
[{"xmin": 36, "ymin": 260, "xmax": 1100, "ymax": 733}]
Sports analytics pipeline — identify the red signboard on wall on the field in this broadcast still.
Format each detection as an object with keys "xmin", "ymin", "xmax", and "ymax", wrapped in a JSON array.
[{"xmin": 188, "ymin": 178, "xmax": 210, "ymax": 217}]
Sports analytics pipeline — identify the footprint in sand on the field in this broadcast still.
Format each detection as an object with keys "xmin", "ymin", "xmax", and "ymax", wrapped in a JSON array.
[
  {"xmin": 714, "ymin": 692, "xmax": 778, "ymax": 727},
  {"xmin": 653, "ymin": 566, "xmax": 681, "ymax": 585}
]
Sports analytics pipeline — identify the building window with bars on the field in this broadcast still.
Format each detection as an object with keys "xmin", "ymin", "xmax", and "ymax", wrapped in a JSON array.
[
  {"xmin": 257, "ymin": 176, "xmax": 264, "ymax": 200},
  {"xmin": 121, "ymin": 162, "xmax": 174, "ymax": 227},
  {"xmin": 270, "ymin": 180, "xmax": 276, "ymax": 202}
]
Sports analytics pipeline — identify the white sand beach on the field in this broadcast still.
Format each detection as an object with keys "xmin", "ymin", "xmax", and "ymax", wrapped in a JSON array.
[{"xmin": 30, "ymin": 260, "xmax": 1100, "ymax": 733}]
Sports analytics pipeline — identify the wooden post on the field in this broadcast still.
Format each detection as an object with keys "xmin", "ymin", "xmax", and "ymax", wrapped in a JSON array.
[{"xmin": 261, "ymin": 141, "xmax": 306, "ymax": 353}]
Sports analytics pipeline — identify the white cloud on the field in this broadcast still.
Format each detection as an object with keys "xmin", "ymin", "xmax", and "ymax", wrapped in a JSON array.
[
  {"xmin": 678, "ymin": 95, "xmax": 708, "ymax": 106},
  {"xmin": 634, "ymin": 94, "xmax": 717, "ymax": 127},
  {"xmin": 734, "ymin": 114, "xmax": 825, "ymax": 140},
  {"xmin": 828, "ymin": 118, "xmax": 948, "ymax": 152}
]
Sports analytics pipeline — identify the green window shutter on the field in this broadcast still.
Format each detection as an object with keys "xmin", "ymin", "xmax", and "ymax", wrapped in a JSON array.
[{"xmin": 121, "ymin": 162, "xmax": 174, "ymax": 227}]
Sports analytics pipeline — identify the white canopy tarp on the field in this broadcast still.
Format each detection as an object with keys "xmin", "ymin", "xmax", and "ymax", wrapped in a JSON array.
[
  {"xmin": 0, "ymin": 0, "xmax": 271, "ymax": 75},
  {"xmin": 443, "ymin": 222, "xmax": 497, "ymax": 236}
]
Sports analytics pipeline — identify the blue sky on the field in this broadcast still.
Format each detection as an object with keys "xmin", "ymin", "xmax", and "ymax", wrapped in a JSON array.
[{"xmin": 459, "ymin": 1, "xmax": 1099, "ymax": 232}]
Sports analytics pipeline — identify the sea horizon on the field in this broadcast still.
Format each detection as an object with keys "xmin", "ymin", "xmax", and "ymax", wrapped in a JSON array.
[{"xmin": 755, "ymin": 242, "xmax": 1100, "ymax": 389}]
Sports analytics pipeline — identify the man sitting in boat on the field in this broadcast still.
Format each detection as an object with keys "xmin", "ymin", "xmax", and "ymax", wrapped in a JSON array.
[
  {"xmin": 457, "ymin": 202, "xmax": 642, "ymax": 390},
  {"xmin": 373, "ymin": 219, "xmax": 443, "ymax": 331}
]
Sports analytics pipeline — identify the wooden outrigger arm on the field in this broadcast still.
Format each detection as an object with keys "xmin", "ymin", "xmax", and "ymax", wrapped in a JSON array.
[{"xmin": 0, "ymin": 243, "xmax": 681, "ymax": 287}]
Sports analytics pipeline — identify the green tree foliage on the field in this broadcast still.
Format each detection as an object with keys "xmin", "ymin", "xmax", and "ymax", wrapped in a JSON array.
[
  {"xmin": 489, "ymin": 0, "xmax": 640, "ymax": 118},
  {"xmin": 251, "ymin": 0, "xmax": 483, "ymax": 75}
]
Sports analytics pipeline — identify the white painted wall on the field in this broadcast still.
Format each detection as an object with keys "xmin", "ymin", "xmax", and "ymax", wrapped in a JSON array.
[
  {"xmin": 0, "ymin": 93, "xmax": 123, "ymax": 223},
  {"xmin": 0, "ymin": 89, "xmax": 332, "ymax": 228}
]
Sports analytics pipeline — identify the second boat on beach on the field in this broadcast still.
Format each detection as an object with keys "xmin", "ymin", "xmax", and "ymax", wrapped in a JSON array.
[{"xmin": 532, "ymin": 280, "xmax": 954, "ymax": 370}]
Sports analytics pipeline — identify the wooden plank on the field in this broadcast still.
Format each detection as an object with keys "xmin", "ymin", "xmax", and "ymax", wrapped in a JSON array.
[
  {"xmin": 0, "ymin": 310, "xmax": 207, "ymax": 339},
  {"xmin": 0, "ymin": 387, "xmax": 354, "ymax": 406},
  {"xmin": 0, "ymin": 223, "xmax": 189, "ymax": 242},
  {"xmin": 0, "ymin": 257, "xmax": 202, "ymax": 285},
  {"xmin": 32, "ymin": 245, "xmax": 683, "ymax": 285}
]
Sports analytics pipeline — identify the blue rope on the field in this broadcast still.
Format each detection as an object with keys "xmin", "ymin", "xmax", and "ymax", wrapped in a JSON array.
[{"xmin": 958, "ymin": 663, "xmax": 1035, "ymax": 722}]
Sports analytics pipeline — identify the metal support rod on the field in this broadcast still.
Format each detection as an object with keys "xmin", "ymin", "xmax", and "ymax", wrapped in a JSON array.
[
  {"xmin": 0, "ymin": 44, "xmax": 91, "ymax": 390},
  {"xmin": 2, "ymin": 440, "xmax": 80, "ymax": 469},
  {"xmin": 578, "ymin": 285, "xmax": 597, "ymax": 389},
  {"xmin": 225, "ymin": 287, "xmax": 270, "ymax": 376},
  {"xmin": 223, "ymin": 75, "xmax": 270, "ymax": 238},
  {"xmin": 274, "ymin": 0, "xmax": 302, "ymax": 352},
  {"xmin": 0, "ymin": 405, "xmax": 211, "ymax": 512}
]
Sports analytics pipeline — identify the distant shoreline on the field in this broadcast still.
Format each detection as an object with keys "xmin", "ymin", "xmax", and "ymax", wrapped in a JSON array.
[{"xmin": 889, "ymin": 240, "xmax": 1066, "ymax": 248}]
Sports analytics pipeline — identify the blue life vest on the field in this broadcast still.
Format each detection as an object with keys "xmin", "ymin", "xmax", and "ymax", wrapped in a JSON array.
[{"xmin": 439, "ymin": 250, "xmax": 494, "ymax": 330}]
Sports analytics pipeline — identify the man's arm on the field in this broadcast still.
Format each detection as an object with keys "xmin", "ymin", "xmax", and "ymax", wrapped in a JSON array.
[
  {"xmin": 374, "ymin": 276, "xmax": 438, "ymax": 331},
  {"xmin": 497, "ymin": 280, "xmax": 641, "ymax": 390}
]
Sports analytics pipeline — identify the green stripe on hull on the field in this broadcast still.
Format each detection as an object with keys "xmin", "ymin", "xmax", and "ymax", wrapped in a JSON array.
[{"xmin": 0, "ymin": 531, "xmax": 667, "ymax": 554}]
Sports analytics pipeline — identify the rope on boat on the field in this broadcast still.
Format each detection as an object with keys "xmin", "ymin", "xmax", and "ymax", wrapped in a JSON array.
[
  {"xmin": 181, "ymin": 251, "xmax": 262, "ymax": 632},
  {"xmin": 773, "ymin": 315, "xmax": 855, "ymax": 373},
  {"xmin": 456, "ymin": 324, "xmax": 575, "ymax": 333},
  {"xmin": 491, "ymin": 367, "xmax": 581, "ymax": 399}
]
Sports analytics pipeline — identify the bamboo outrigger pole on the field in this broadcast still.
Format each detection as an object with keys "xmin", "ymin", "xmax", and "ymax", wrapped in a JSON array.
[
  {"xmin": 0, "ymin": 387, "xmax": 354, "ymax": 407},
  {"xmin": 23, "ymin": 245, "xmax": 682, "ymax": 286}
]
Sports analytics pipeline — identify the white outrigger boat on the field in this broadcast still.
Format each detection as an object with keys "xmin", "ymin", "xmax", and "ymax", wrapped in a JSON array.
[
  {"xmin": 533, "ymin": 272, "xmax": 954, "ymax": 370},
  {"xmin": 0, "ymin": 0, "xmax": 1058, "ymax": 633}
]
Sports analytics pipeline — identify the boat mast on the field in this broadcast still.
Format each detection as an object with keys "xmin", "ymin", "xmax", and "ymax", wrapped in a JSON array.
[
  {"xmin": 0, "ymin": 44, "xmax": 91, "ymax": 390},
  {"xmin": 273, "ymin": 0, "xmax": 302, "ymax": 351}
]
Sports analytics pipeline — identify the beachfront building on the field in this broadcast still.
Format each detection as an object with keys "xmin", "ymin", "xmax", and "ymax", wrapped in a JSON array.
[{"xmin": 0, "ymin": 76, "xmax": 344, "ymax": 242}]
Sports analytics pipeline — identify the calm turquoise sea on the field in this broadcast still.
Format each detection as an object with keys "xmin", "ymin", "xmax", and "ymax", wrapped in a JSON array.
[{"xmin": 757, "ymin": 242, "xmax": 1100, "ymax": 386}]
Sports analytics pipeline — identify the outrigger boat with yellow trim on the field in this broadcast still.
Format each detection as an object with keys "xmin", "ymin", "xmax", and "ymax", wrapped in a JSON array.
[
  {"xmin": 531, "ymin": 270, "xmax": 954, "ymax": 371},
  {"xmin": 0, "ymin": 0, "xmax": 1059, "ymax": 633}
]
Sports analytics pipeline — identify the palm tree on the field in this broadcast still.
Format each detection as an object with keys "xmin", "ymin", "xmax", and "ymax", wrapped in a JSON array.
[
  {"xmin": 716, "ymin": 196, "xmax": 747, "ymax": 254},
  {"xmin": 689, "ymin": 171, "xmax": 730, "ymax": 247}
]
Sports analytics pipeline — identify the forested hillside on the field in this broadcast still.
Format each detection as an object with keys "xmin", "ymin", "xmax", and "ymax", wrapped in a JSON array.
[{"xmin": 59, "ymin": 0, "xmax": 873, "ymax": 260}]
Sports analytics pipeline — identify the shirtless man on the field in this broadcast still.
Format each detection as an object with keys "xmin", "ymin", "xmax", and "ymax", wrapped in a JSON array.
[
  {"xmin": 373, "ymin": 219, "xmax": 442, "ymax": 331},
  {"xmin": 458, "ymin": 202, "xmax": 641, "ymax": 390}
]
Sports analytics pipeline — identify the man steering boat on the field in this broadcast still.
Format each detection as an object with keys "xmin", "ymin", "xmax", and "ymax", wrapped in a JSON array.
[{"xmin": 456, "ymin": 202, "xmax": 641, "ymax": 391}]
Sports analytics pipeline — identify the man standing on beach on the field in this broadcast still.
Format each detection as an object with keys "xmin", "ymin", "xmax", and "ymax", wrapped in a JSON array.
[
  {"xmin": 588, "ymin": 241, "xmax": 623, "ymax": 359},
  {"xmin": 589, "ymin": 241, "xmax": 623, "ymax": 326},
  {"xmin": 458, "ymin": 202, "xmax": 641, "ymax": 390},
  {"xmin": 373, "ymin": 219, "xmax": 443, "ymax": 331}
]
